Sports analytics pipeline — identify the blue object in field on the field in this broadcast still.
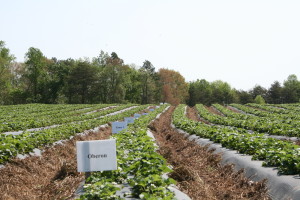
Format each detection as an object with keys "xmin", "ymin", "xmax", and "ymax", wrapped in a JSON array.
[
  {"xmin": 124, "ymin": 117, "xmax": 134, "ymax": 124},
  {"xmin": 134, "ymin": 113, "xmax": 141, "ymax": 119},
  {"xmin": 112, "ymin": 121, "xmax": 127, "ymax": 134}
]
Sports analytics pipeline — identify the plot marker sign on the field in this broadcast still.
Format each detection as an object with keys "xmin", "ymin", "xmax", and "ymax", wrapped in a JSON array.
[
  {"xmin": 112, "ymin": 121, "xmax": 127, "ymax": 134},
  {"xmin": 124, "ymin": 117, "xmax": 134, "ymax": 124},
  {"xmin": 134, "ymin": 113, "xmax": 141, "ymax": 119},
  {"xmin": 76, "ymin": 139, "xmax": 117, "ymax": 172}
]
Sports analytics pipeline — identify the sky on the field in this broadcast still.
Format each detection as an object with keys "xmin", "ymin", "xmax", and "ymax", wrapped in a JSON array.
[{"xmin": 1, "ymin": 0, "xmax": 299, "ymax": 91}]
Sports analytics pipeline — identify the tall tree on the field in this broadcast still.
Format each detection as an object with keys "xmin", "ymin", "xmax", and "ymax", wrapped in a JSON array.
[
  {"xmin": 104, "ymin": 52, "xmax": 126, "ymax": 103},
  {"xmin": 124, "ymin": 65, "xmax": 142, "ymax": 103},
  {"xmin": 249, "ymin": 85, "xmax": 267, "ymax": 100},
  {"xmin": 24, "ymin": 47, "xmax": 46, "ymax": 102},
  {"xmin": 188, "ymin": 79, "xmax": 212, "ymax": 106},
  {"xmin": 235, "ymin": 90, "xmax": 253, "ymax": 104},
  {"xmin": 139, "ymin": 60, "xmax": 157, "ymax": 104},
  {"xmin": 266, "ymin": 81, "xmax": 283, "ymax": 104},
  {"xmin": 254, "ymin": 95, "xmax": 266, "ymax": 104},
  {"xmin": 211, "ymin": 80, "xmax": 234, "ymax": 105},
  {"xmin": 159, "ymin": 68, "xmax": 189, "ymax": 105},
  {"xmin": 67, "ymin": 61, "xmax": 97, "ymax": 103},
  {"xmin": 282, "ymin": 74, "xmax": 300, "ymax": 103},
  {"xmin": 39, "ymin": 58, "xmax": 73, "ymax": 103},
  {"xmin": 0, "ymin": 41, "xmax": 15, "ymax": 104}
]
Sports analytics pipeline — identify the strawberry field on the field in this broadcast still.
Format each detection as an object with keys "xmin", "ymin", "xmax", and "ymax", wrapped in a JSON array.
[{"xmin": 0, "ymin": 103, "xmax": 299, "ymax": 199}]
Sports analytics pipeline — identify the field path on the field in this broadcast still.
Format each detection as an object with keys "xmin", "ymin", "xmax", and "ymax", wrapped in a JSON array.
[{"xmin": 149, "ymin": 106, "xmax": 270, "ymax": 200}]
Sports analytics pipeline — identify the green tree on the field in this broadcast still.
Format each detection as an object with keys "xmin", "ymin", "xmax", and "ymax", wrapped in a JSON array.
[
  {"xmin": 266, "ymin": 81, "xmax": 283, "ymax": 104},
  {"xmin": 211, "ymin": 80, "xmax": 234, "ymax": 105},
  {"xmin": 282, "ymin": 74, "xmax": 300, "ymax": 103},
  {"xmin": 40, "ymin": 58, "xmax": 73, "ymax": 103},
  {"xmin": 124, "ymin": 64, "xmax": 142, "ymax": 103},
  {"xmin": 24, "ymin": 47, "xmax": 46, "ymax": 102},
  {"xmin": 0, "ymin": 41, "xmax": 15, "ymax": 104},
  {"xmin": 250, "ymin": 85, "xmax": 267, "ymax": 100},
  {"xmin": 103, "ymin": 52, "xmax": 126, "ymax": 103},
  {"xmin": 9, "ymin": 62, "xmax": 28, "ymax": 104},
  {"xmin": 188, "ymin": 79, "xmax": 212, "ymax": 106},
  {"xmin": 139, "ymin": 60, "xmax": 157, "ymax": 104},
  {"xmin": 235, "ymin": 90, "xmax": 253, "ymax": 104},
  {"xmin": 254, "ymin": 95, "xmax": 266, "ymax": 104},
  {"xmin": 67, "ymin": 61, "xmax": 97, "ymax": 103}
]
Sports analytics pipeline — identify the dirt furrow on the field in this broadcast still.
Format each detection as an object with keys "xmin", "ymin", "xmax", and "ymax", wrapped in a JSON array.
[
  {"xmin": 205, "ymin": 106, "xmax": 225, "ymax": 116},
  {"xmin": 186, "ymin": 106, "xmax": 210, "ymax": 124},
  {"xmin": 149, "ymin": 106, "xmax": 270, "ymax": 200},
  {"xmin": 0, "ymin": 126, "xmax": 111, "ymax": 200}
]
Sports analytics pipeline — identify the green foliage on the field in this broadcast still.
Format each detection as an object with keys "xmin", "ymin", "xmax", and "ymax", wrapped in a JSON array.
[
  {"xmin": 1, "ymin": 41, "xmax": 300, "ymax": 105},
  {"xmin": 67, "ymin": 61, "xmax": 98, "ymax": 103},
  {"xmin": 139, "ymin": 60, "xmax": 160, "ymax": 104},
  {"xmin": 80, "ymin": 105, "xmax": 176, "ymax": 199},
  {"xmin": 254, "ymin": 95, "xmax": 266, "ymax": 104},
  {"xmin": 0, "ymin": 104, "xmax": 150, "ymax": 164},
  {"xmin": 188, "ymin": 79, "xmax": 238, "ymax": 106},
  {"xmin": 172, "ymin": 104, "xmax": 300, "ymax": 175},
  {"xmin": 282, "ymin": 74, "xmax": 300, "ymax": 103},
  {"xmin": 0, "ymin": 41, "xmax": 15, "ymax": 104},
  {"xmin": 24, "ymin": 47, "xmax": 47, "ymax": 102},
  {"xmin": 266, "ymin": 81, "xmax": 283, "ymax": 104}
]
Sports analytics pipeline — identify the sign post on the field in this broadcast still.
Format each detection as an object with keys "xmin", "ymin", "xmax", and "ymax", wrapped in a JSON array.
[
  {"xmin": 112, "ymin": 121, "xmax": 127, "ymax": 134},
  {"xmin": 76, "ymin": 139, "xmax": 117, "ymax": 173}
]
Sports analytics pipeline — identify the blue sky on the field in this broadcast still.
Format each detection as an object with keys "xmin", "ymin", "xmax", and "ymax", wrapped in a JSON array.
[{"xmin": 1, "ymin": 0, "xmax": 299, "ymax": 90}]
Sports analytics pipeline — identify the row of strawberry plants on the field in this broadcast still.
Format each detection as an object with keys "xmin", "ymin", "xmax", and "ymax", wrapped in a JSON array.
[
  {"xmin": 247, "ymin": 103, "xmax": 300, "ymax": 114},
  {"xmin": 0, "ymin": 103, "xmax": 64, "ymax": 113},
  {"xmin": 231, "ymin": 104, "xmax": 300, "ymax": 120},
  {"xmin": 80, "ymin": 104, "xmax": 176, "ymax": 200},
  {"xmin": 218, "ymin": 104, "xmax": 300, "ymax": 124},
  {"xmin": 0, "ymin": 104, "xmax": 121, "ymax": 133},
  {"xmin": 173, "ymin": 105, "xmax": 300, "ymax": 175},
  {"xmin": 0, "ymin": 105, "xmax": 149, "ymax": 164},
  {"xmin": 0, "ymin": 104, "xmax": 87, "ymax": 119},
  {"xmin": 0, "ymin": 104, "xmax": 102, "ymax": 123},
  {"xmin": 274, "ymin": 103, "xmax": 300, "ymax": 111},
  {"xmin": 197, "ymin": 104, "xmax": 300, "ymax": 137}
]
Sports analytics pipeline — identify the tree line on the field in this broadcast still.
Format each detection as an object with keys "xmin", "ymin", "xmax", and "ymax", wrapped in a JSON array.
[
  {"xmin": 188, "ymin": 76, "xmax": 300, "ymax": 106},
  {"xmin": 0, "ymin": 41, "xmax": 188, "ymax": 105},
  {"xmin": 0, "ymin": 41, "xmax": 299, "ymax": 105}
]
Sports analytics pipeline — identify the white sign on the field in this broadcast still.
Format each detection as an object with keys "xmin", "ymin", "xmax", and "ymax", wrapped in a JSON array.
[
  {"xmin": 142, "ymin": 113, "xmax": 148, "ymax": 115},
  {"xmin": 156, "ymin": 106, "xmax": 160, "ymax": 108},
  {"xmin": 134, "ymin": 113, "xmax": 141, "ymax": 119},
  {"xmin": 124, "ymin": 117, "xmax": 134, "ymax": 124},
  {"xmin": 149, "ymin": 108, "xmax": 155, "ymax": 112},
  {"xmin": 76, "ymin": 139, "xmax": 117, "ymax": 172},
  {"xmin": 112, "ymin": 121, "xmax": 127, "ymax": 134}
]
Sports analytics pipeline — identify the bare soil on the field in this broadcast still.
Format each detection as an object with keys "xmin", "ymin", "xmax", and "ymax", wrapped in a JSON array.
[
  {"xmin": 205, "ymin": 106, "xmax": 225, "ymax": 116},
  {"xmin": 149, "ymin": 106, "xmax": 270, "ymax": 200},
  {"xmin": 186, "ymin": 106, "xmax": 210, "ymax": 124},
  {"xmin": 227, "ymin": 106, "xmax": 244, "ymax": 113},
  {"xmin": 0, "ymin": 126, "xmax": 111, "ymax": 200}
]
